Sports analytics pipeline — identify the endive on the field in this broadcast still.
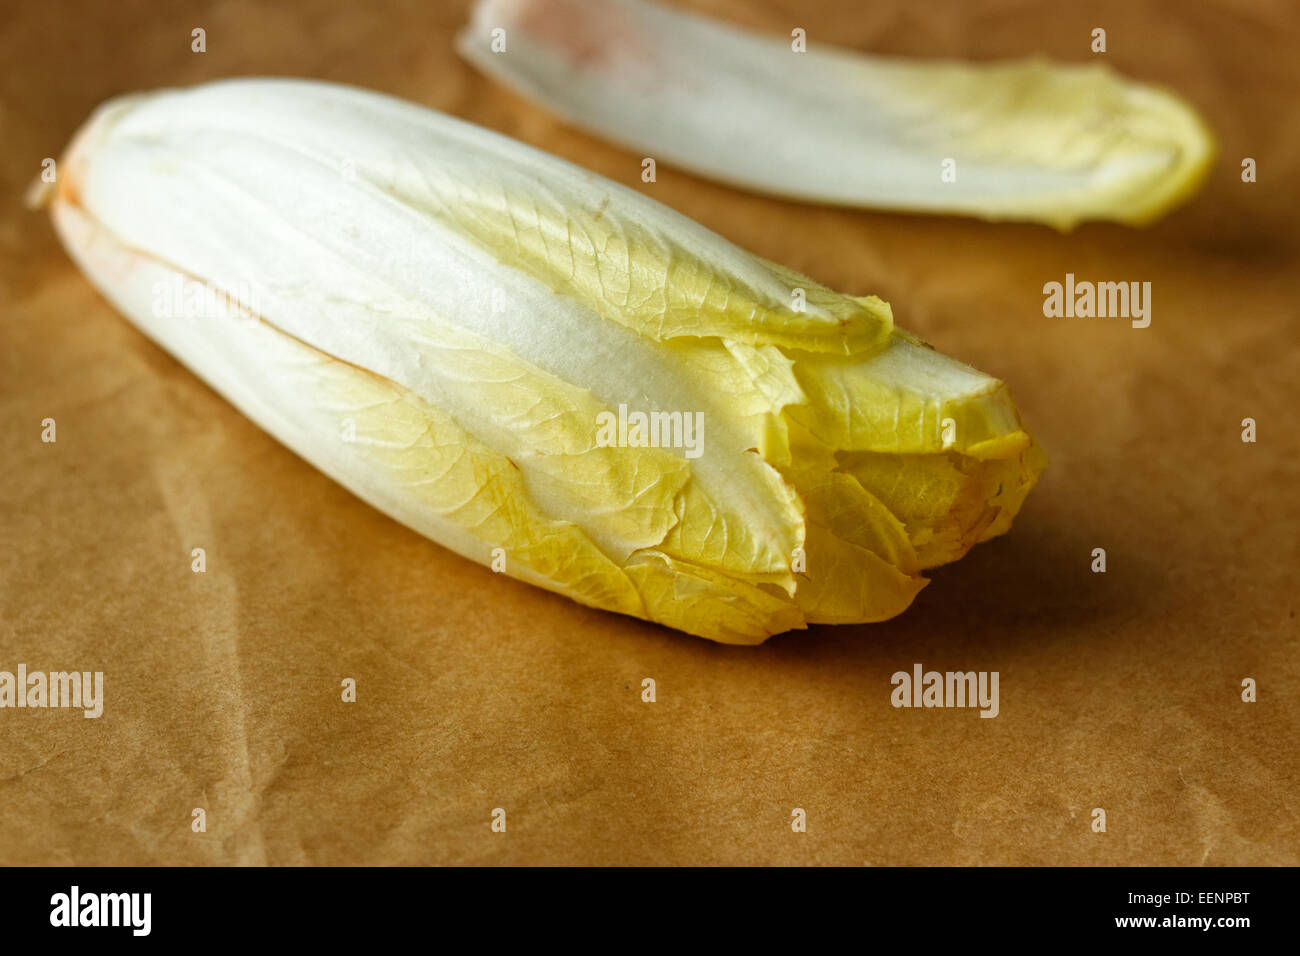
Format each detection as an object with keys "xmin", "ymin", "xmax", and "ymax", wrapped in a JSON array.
[
  {"xmin": 458, "ymin": 0, "xmax": 1215, "ymax": 229},
  {"xmin": 43, "ymin": 78, "xmax": 1043, "ymax": 644}
]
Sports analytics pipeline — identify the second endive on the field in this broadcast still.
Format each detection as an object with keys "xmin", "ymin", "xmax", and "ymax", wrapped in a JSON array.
[{"xmin": 45, "ymin": 78, "xmax": 1044, "ymax": 644}]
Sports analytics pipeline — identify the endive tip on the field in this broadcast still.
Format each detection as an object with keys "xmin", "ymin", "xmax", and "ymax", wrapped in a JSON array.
[
  {"xmin": 1111, "ymin": 87, "xmax": 1218, "ymax": 230},
  {"xmin": 1033, "ymin": 66, "xmax": 1217, "ymax": 231}
]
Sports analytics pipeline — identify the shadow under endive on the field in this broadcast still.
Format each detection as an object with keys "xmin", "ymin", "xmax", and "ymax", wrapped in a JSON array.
[{"xmin": 656, "ymin": 502, "xmax": 1167, "ymax": 669}]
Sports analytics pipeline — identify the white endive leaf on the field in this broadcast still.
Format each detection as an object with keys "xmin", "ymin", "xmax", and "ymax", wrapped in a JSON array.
[
  {"xmin": 47, "ymin": 78, "xmax": 1043, "ymax": 644},
  {"xmin": 458, "ymin": 0, "xmax": 1215, "ymax": 229}
]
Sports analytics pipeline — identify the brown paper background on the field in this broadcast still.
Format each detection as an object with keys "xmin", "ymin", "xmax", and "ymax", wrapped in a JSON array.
[{"xmin": 1, "ymin": 0, "xmax": 1297, "ymax": 866}]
